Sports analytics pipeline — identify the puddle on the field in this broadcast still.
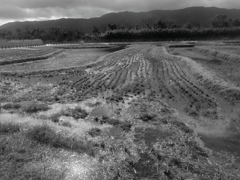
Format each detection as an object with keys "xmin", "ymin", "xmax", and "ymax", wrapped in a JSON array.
[
  {"xmin": 200, "ymin": 134, "xmax": 240, "ymax": 160},
  {"xmin": 135, "ymin": 127, "xmax": 171, "ymax": 147},
  {"xmin": 90, "ymin": 106, "xmax": 109, "ymax": 117}
]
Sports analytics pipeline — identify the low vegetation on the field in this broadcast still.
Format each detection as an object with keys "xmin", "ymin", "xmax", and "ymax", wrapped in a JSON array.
[
  {"xmin": 1, "ymin": 41, "xmax": 240, "ymax": 179},
  {"xmin": 0, "ymin": 39, "xmax": 43, "ymax": 49},
  {"xmin": 26, "ymin": 125, "xmax": 94, "ymax": 155},
  {"xmin": 22, "ymin": 102, "xmax": 50, "ymax": 113},
  {"xmin": 0, "ymin": 122, "xmax": 21, "ymax": 134},
  {"xmin": 101, "ymin": 27, "xmax": 240, "ymax": 41}
]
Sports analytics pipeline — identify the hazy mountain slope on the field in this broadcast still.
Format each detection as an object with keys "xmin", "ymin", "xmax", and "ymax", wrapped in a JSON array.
[{"xmin": 1, "ymin": 7, "xmax": 240, "ymax": 33}]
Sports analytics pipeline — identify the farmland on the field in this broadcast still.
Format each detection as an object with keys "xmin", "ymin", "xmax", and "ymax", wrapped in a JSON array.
[
  {"xmin": 1, "ymin": 42, "xmax": 240, "ymax": 179},
  {"xmin": 0, "ymin": 46, "xmax": 122, "ymax": 72}
]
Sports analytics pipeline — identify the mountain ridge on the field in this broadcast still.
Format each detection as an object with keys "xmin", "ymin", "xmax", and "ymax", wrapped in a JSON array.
[{"xmin": 1, "ymin": 6, "xmax": 240, "ymax": 33}]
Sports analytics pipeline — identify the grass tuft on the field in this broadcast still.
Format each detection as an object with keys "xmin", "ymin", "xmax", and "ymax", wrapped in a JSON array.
[
  {"xmin": 88, "ymin": 128, "xmax": 101, "ymax": 137},
  {"xmin": 2, "ymin": 103, "xmax": 21, "ymax": 110},
  {"xmin": 139, "ymin": 114, "xmax": 156, "ymax": 122},
  {"xmin": 0, "ymin": 122, "xmax": 21, "ymax": 134},
  {"xmin": 64, "ymin": 107, "xmax": 88, "ymax": 119},
  {"xmin": 26, "ymin": 125, "xmax": 95, "ymax": 156},
  {"xmin": 22, "ymin": 102, "xmax": 50, "ymax": 113}
]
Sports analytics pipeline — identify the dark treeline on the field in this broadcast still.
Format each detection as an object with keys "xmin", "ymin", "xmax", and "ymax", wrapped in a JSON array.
[
  {"xmin": 0, "ymin": 27, "xmax": 84, "ymax": 42},
  {"xmin": 100, "ymin": 27, "xmax": 240, "ymax": 41},
  {"xmin": 1, "ymin": 14, "xmax": 240, "ymax": 42},
  {"xmin": 100, "ymin": 14, "xmax": 240, "ymax": 41}
]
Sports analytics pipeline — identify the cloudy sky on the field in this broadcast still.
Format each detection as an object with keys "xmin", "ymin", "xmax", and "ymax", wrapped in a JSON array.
[{"xmin": 0, "ymin": 0, "xmax": 238, "ymax": 25}]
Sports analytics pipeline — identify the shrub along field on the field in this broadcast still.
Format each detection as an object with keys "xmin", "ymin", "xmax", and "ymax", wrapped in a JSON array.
[
  {"xmin": 0, "ymin": 39, "xmax": 43, "ymax": 49},
  {"xmin": 0, "ymin": 42, "xmax": 240, "ymax": 179},
  {"xmin": 100, "ymin": 27, "xmax": 240, "ymax": 41}
]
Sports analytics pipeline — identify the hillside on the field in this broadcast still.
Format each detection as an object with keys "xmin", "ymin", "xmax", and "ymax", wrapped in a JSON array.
[{"xmin": 1, "ymin": 6, "xmax": 240, "ymax": 33}]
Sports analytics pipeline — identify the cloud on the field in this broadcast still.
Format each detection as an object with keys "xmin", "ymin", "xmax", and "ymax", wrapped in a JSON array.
[{"xmin": 0, "ymin": 0, "xmax": 239, "ymax": 25}]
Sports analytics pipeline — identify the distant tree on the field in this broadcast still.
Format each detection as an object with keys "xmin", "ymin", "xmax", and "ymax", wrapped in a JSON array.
[
  {"xmin": 156, "ymin": 20, "xmax": 167, "ymax": 29},
  {"xmin": 182, "ymin": 22, "xmax": 192, "ymax": 29},
  {"xmin": 16, "ymin": 28, "xmax": 21, "ymax": 34},
  {"xmin": 190, "ymin": 22, "xmax": 201, "ymax": 28},
  {"xmin": 212, "ymin": 14, "xmax": 229, "ymax": 28},
  {"xmin": 163, "ymin": 19, "xmax": 178, "ymax": 28},
  {"xmin": 107, "ymin": 23, "xmax": 117, "ymax": 31},
  {"xmin": 231, "ymin": 19, "xmax": 240, "ymax": 27},
  {"xmin": 142, "ymin": 18, "xmax": 157, "ymax": 29},
  {"xmin": 120, "ymin": 25, "xmax": 126, "ymax": 30},
  {"xmin": 135, "ymin": 25, "xmax": 140, "ymax": 30},
  {"xmin": 23, "ymin": 23, "xmax": 32, "ymax": 36},
  {"xmin": 92, "ymin": 26, "xmax": 101, "ymax": 36}
]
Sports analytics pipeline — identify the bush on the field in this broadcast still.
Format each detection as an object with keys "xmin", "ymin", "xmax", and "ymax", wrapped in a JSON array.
[
  {"xmin": 50, "ymin": 113, "xmax": 61, "ymax": 123},
  {"xmin": 22, "ymin": 103, "xmax": 50, "ymax": 113},
  {"xmin": 99, "ymin": 116, "xmax": 132, "ymax": 131},
  {"xmin": 0, "ymin": 123, "xmax": 21, "ymax": 134},
  {"xmin": 88, "ymin": 128, "xmax": 101, "ymax": 137},
  {"xmin": 63, "ymin": 107, "xmax": 88, "ymax": 119},
  {"xmin": 2, "ymin": 103, "xmax": 21, "ymax": 110},
  {"xmin": 171, "ymin": 121, "xmax": 194, "ymax": 134},
  {"xmin": 139, "ymin": 114, "xmax": 156, "ymax": 122},
  {"xmin": 100, "ymin": 116, "xmax": 121, "ymax": 126},
  {"xmin": 61, "ymin": 121, "xmax": 72, "ymax": 128}
]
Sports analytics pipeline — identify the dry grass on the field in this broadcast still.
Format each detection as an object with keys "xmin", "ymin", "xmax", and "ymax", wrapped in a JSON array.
[
  {"xmin": 1, "ymin": 42, "xmax": 240, "ymax": 179},
  {"xmin": 165, "ymin": 46, "xmax": 240, "ymax": 103},
  {"xmin": 0, "ymin": 122, "xmax": 21, "ymax": 134},
  {"xmin": 26, "ymin": 125, "xmax": 95, "ymax": 156},
  {"xmin": 22, "ymin": 102, "xmax": 50, "ymax": 113},
  {"xmin": 0, "ymin": 124, "xmax": 98, "ymax": 180}
]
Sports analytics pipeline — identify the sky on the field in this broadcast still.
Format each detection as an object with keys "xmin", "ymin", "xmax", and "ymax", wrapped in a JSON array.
[{"xmin": 0, "ymin": 0, "xmax": 239, "ymax": 25}]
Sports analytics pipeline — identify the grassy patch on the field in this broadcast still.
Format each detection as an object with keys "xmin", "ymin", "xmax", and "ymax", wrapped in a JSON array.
[
  {"xmin": 26, "ymin": 125, "xmax": 94, "ymax": 156},
  {"xmin": 2, "ymin": 103, "xmax": 21, "ymax": 110},
  {"xmin": 50, "ymin": 113, "xmax": 61, "ymax": 123},
  {"xmin": 88, "ymin": 128, "xmax": 101, "ymax": 137},
  {"xmin": 61, "ymin": 121, "xmax": 72, "ymax": 128},
  {"xmin": 0, "ymin": 122, "xmax": 21, "ymax": 134},
  {"xmin": 49, "ymin": 107, "xmax": 89, "ymax": 123},
  {"xmin": 22, "ymin": 102, "xmax": 50, "ymax": 113},
  {"xmin": 0, "ymin": 133, "xmax": 66, "ymax": 180},
  {"xmin": 62, "ymin": 107, "xmax": 88, "ymax": 119},
  {"xmin": 98, "ymin": 116, "xmax": 132, "ymax": 132},
  {"xmin": 139, "ymin": 113, "xmax": 156, "ymax": 122}
]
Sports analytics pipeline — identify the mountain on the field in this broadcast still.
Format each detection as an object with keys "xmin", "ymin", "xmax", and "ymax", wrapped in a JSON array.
[{"xmin": 1, "ymin": 7, "xmax": 240, "ymax": 33}]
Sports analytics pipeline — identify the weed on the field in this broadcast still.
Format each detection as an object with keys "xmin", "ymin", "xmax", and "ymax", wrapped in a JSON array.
[
  {"xmin": 22, "ymin": 102, "xmax": 50, "ymax": 113},
  {"xmin": 119, "ymin": 122, "xmax": 132, "ymax": 132},
  {"xmin": 171, "ymin": 120, "xmax": 194, "ymax": 134},
  {"xmin": 139, "ymin": 114, "xmax": 156, "ymax": 122},
  {"xmin": 61, "ymin": 121, "xmax": 72, "ymax": 127},
  {"xmin": 2, "ymin": 103, "xmax": 21, "ymax": 110},
  {"xmin": 88, "ymin": 128, "xmax": 101, "ymax": 137},
  {"xmin": 26, "ymin": 125, "xmax": 95, "ymax": 156},
  {"xmin": 63, "ymin": 107, "xmax": 88, "ymax": 119},
  {"xmin": 61, "ymin": 121, "xmax": 72, "ymax": 128},
  {"xmin": 87, "ymin": 101, "xmax": 101, "ymax": 107},
  {"xmin": 50, "ymin": 113, "xmax": 61, "ymax": 123},
  {"xmin": 101, "ymin": 116, "xmax": 121, "ymax": 126},
  {"xmin": 187, "ymin": 140, "xmax": 209, "ymax": 157},
  {"xmin": 0, "ymin": 132, "xmax": 66, "ymax": 180}
]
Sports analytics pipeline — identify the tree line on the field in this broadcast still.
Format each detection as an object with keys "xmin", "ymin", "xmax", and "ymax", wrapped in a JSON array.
[{"xmin": 1, "ymin": 14, "xmax": 240, "ymax": 42}]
